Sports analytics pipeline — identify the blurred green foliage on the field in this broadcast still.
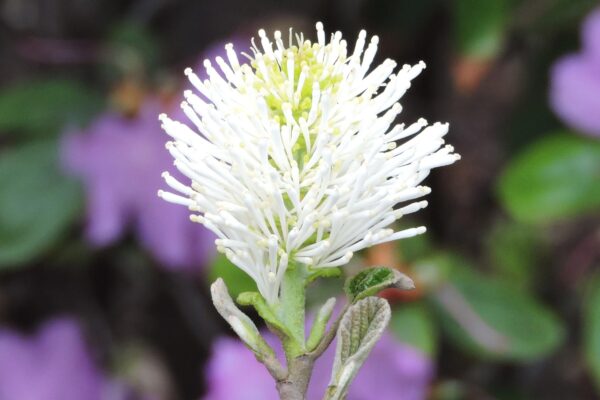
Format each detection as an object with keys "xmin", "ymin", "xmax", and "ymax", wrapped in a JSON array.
[
  {"xmin": 486, "ymin": 220, "xmax": 542, "ymax": 289},
  {"xmin": 498, "ymin": 133, "xmax": 600, "ymax": 224},
  {"xmin": 437, "ymin": 260, "xmax": 564, "ymax": 360},
  {"xmin": 413, "ymin": 254, "xmax": 564, "ymax": 361},
  {"xmin": 0, "ymin": 141, "xmax": 82, "ymax": 268},
  {"xmin": 454, "ymin": 0, "xmax": 509, "ymax": 59},
  {"xmin": 208, "ymin": 253, "xmax": 257, "ymax": 299},
  {"xmin": 390, "ymin": 302, "xmax": 437, "ymax": 356},
  {"xmin": 103, "ymin": 21, "xmax": 162, "ymax": 79},
  {"xmin": 0, "ymin": 79, "xmax": 103, "ymax": 139},
  {"xmin": 584, "ymin": 274, "xmax": 600, "ymax": 391}
]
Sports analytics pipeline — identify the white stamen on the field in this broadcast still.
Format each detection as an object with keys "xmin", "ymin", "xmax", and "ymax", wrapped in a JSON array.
[{"xmin": 158, "ymin": 23, "xmax": 459, "ymax": 304}]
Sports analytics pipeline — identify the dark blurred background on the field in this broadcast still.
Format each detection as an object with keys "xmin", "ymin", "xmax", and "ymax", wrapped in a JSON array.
[{"xmin": 0, "ymin": 0, "xmax": 599, "ymax": 399}]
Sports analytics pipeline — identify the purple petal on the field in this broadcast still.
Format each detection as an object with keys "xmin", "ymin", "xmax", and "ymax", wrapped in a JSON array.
[
  {"xmin": 203, "ymin": 338, "xmax": 279, "ymax": 400},
  {"xmin": 582, "ymin": 7, "xmax": 600, "ymax": 67},
  {"xmin": 202, "ymin": 331, "xmax": 434, "ymax": 400},
  {"xmin": 85, "ymin": 175, "xmax": 130, "ymax": 244},
  {"xmin": 61, "ymin": 99, "xmax": 214, "ymax": 272},
  {"xmin": 0, "ymin": 318, "xmax": 105, "ymax": 400},
  {"xmin": 550, "ymin": 54, "xmax": 600, "ymax": 137},
  {"xmin": 347, "ymin": 335, "xmax": 434, "ymax": 400}
]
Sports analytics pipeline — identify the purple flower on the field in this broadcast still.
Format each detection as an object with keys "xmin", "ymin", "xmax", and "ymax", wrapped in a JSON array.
[
  {"xmin": 189, "ymin": 38, "xmax": 249, "ymax": 82},
  {"xmin": 550, "ymin": 8, "xmax": 600, "ymax": 137},
  {"xmin": 62, "ymin": 99, "xmax": 215, "ymax": 271},
  {"xmin": 203, "ymin": 331, "xmax": 434, "ymax": 400},
  {"xmin": 0, "ymin": 318, "xmax": 106, "ymax": 400}
]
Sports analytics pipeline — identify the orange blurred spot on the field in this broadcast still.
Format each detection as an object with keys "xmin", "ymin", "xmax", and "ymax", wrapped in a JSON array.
[
  {"xmin": 110, "ymin": 79, "xmax": 147, "ymax": 116},
  {"xmin": 452, "ymin": 57, "xmax": 493, "ymax": 95}
]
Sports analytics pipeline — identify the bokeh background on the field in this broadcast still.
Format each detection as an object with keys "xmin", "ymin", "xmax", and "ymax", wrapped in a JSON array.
[{"xmin": 0, "ymin": 0, "xmax": 599, "ymax": 399}]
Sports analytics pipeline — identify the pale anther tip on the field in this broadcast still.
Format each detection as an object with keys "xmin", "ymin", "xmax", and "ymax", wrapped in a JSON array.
[
  {"xmin": 316, "ymin": 21, "xmax": 323, "ymax": 29},
  {"xmin": 183, "ymin": 67, "xmax": 193, "ymax": 75}
]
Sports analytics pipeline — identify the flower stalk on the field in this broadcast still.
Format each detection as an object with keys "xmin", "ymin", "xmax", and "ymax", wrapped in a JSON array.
[
  {"xmin": 274, "ymin": 263, "xmax": 308, "ymax": 358},
  {"xmin": 160, "ymin": 22, "xmax": 459, "ymax": 399}
]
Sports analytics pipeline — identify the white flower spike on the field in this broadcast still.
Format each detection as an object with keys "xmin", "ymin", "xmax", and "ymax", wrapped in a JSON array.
[{"xmin": 158, "ymin": 23, "xmax": 460, "ymax": 304}]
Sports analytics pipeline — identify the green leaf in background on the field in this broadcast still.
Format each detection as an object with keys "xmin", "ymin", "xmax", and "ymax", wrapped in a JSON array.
[
  {"xmin": 0, "ymin": 141, "xmax": 82, "ymax": 268},
  {"xmin": 430, "ymin": 254, "xmax": 564, "ymax": 360},
  {"xmin": 411, "ymin": 253, "xmax": 453, "ymax": 289},
  {"xmin": 526, "ymin": 0, "xmax": 598, "ymax": 33},
  {"xmin": 498, "ymin": 133, "xmax": 600, "ymax": 224},
  {"xmin": 208, "ymin": 253, "xmax": 257, "ymax": 299},
  {"xmin": 0, "ymin": 79, "xmax": 103, "ymax": 138},
  {"xmin": 390, "ymin": 302, "xmax": 437, "ymax": 356},
  {"xmin": 583, "ymin": 274, "xmax": 600, "ymax": 391},
  {"xmin": 397, "ymin": 225, "xmax": 433, "ymax": 263},
  {"xmin": 104, "ymin": 21, "xmax": 161, "ymax": 77},
  {"xmin": 486, "ymin": 220, "xmax": 542, "ymax": 289},
  {"xmin": 455, "ymin": 0, "xmax": 508, "ymax": 59},
  {"xmin": 363, "ymin": 0, "xmax": 439, "ymax": 35}
]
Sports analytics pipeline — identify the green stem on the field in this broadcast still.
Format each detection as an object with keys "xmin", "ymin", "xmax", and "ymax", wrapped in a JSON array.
[{"xmin": 275, "ymin": 262, "xmax": 308, "ymax": 358}]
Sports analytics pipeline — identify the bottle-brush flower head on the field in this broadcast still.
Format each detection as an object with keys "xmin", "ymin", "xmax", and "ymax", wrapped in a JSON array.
[{"xmin": 158, "ymin": 22, "xmax": 460, "ymax": 303}]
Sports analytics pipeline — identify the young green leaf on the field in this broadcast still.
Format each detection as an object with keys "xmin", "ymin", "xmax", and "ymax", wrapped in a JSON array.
[
  {"xmin": 307, "ymin": 297, "xmax": 336, "ymax": 351},
  {"xmin": 326, "ymin": 297, "xmax": 391, "ymax": 400},
  {"xmin": 237, "ymin": 290, "xmax": 306, "ymax": 358},
  {"xmin": 210, "ymin": 279, "xmax": 274, "ymax": 357},
  {"xmin": 236, "ymin": 292, "xmax": 293, "ymax": 339},
  {"xmin": 345, "ymin": 266, "xmax": 415, "ymax": 303}
]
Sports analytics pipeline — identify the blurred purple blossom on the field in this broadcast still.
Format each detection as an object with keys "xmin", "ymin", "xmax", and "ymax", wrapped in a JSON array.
[
  {"xmin": 203, "ymin": 331, "xmax": 434, "ymax": 400},
  {"xmin": 0, "ymin": 318, "xmax": 106, "ymax": 400},
  {"xmin": 189, "ymin": 38, "xmax": 248, "ymax": 81},
  {"xmin": 62, "ymin": 99, "xmax": 215, "ymax": 272},
  {"xmin": 550, "ymin": 8, "xmax": 600, "ymax": 137}
]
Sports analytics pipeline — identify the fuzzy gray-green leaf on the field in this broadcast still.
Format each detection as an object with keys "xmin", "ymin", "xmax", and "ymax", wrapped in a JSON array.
[
  {"xmin": 327, "ymin": 297, "xmax": 391, "ymax": 399},
  {"xmin": 210, "ymin": 279, "xmax": 275, "ymax": 358}
]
